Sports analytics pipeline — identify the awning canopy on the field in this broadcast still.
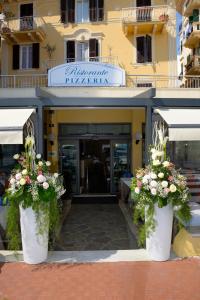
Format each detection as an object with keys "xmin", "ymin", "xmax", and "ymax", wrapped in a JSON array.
[
  {"xmin": 0, "ymin": 109, "xmax": 35, "ymax": 144},
  {"xmin": 155, "ymin": 108, "xmax": 200, "ymax": 141}
]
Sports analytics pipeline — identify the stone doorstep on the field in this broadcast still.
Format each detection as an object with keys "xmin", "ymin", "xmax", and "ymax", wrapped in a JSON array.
[{"xmin": 0, "ymin": 249, "xmax": 179, "ymax": 264}]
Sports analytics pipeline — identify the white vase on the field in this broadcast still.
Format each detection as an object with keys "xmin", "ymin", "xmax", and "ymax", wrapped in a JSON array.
[
  {"xmin": 20, "ymin": 205, "xmax": 49, "ymax": 264},
  {"xmin": 146, "ymin": 203, "xmax": 173, "ymax": 261}
]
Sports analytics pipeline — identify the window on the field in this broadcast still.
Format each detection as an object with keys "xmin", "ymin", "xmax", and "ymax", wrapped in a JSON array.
[
  {"xmin": 60, "ymin": 0, "xmax": 104, "ymax": 23},
  {"xmin": 66, "ymin": 39, "xmax": 99, "ymax": 62},
  {"xmin": 20, "ymin": 3, "xmax": 33, "ymax": 31},
  {"xmin": 12, "ymin": 43, "xmax": 40, "ymax": 70},
  {"xmin": 76, "ymin": 0, "xmax": 89, "ymax": 22},
  {"xmin": 20, "ymin": 45, "xmax": 32, "ymax": 69},
  {"xmin": 136, "ymin": 35, "xmax": 152, "ymax": 63}
]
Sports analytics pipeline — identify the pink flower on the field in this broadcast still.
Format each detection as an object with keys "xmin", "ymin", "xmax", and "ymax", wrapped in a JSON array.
[
  {"xmin": 137, "ymin": 180, "xmax": 142, "ymax": 188},
  {"xmin": 38, "ymin": 171, "xmax": 43, "ymax": 175},
  {"xmin": 168, "ymin": 176, "xmax": 173, "ymax": 181},
  {"xmin": 164, "ymin": 188, "xmax": 170, "ymax": 194},
  {"xmin": 26, "ymin": 176, "xmax": 31, "ymax": 184}
]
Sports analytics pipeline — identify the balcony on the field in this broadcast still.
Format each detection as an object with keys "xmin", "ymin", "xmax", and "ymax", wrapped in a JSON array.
[
  {"xmin": 185, "ymin": 55, "xmax": 200, "ymax": 75},
  {"xmin": 0, "ymin": 74, "xmax": 200, "ymax": 89},
  {"xmin": 184, "ymin": 22, "xmax": 200, "ymax": 48},
  {"xmin": 0, "ymin": 16, "xmax": 46, "ymax": 43},
  {"xmin": 184, "ymin": 0, "xmax": 200, "ymax": 17},
  {"xmin": 42, "ymin": 56, "xmax": 119, "ymax": 71},
  {"xmin": 122, "ymin": 5, "xmax": 169, "ymax": 35}
]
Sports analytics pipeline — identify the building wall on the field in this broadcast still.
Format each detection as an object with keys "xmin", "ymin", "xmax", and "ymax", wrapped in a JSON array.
[
  {"xmin": 46, "ymin": 108, "xmax": 145, "ymax": 173},
  {"xmin": 1, "ymin": 0, "xmax": 176, "ymax": 80}
]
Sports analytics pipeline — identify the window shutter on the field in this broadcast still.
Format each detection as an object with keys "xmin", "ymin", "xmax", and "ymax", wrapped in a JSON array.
[
  {"xmin": 60, "ymin": 0, "xmax": 67, "ymax": 23},
  {"xmin": 98, "ymin": 0, "xmax": 104, "ymax": 21},
  {"xmin": 136, "ymin": 36, "xmax": 145, "ymax": 63},
  {"xmin": 89, "ymin": 0, "xmax": 97, "ymax": 22},
  {"xmin": 67, "ymin": 40, "xmax": 75, "ymax": 62},
  {"xmin": 89, "ymin": 39, "xmax": 99, "ymax": 59},
  {"xmin": 145, "ymin": 35, "xmax": 152, "ymax": 62},
  {"xmin": 13, "ymin": 45, "xmax": 20, "ymax": 70},
  {"xmin": 32, "ymin": 43, "xmax": 40, "ymax": 68},
  {"xmin": 68, "ymin": 0, "xmax": 75, "ymax": 23},
  {"xmin": 193, "ymin": 9, "xmax": 199, "ymax": 22}
]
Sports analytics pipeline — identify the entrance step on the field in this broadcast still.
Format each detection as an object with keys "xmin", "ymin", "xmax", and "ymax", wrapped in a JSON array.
[{"xmin": 72, "ymin": 195, "xmax": 118, "ymax": 204}]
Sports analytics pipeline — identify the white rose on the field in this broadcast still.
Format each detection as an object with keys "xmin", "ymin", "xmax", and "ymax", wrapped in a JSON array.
[
  {"xmin": 157, "ymin": 151, "xmax": 164, "ymax": 157},
  {"xmin": 19, "ymin": 178, "xmax": 26, "ymax": 186},
  {"xmin": 43, "ymin": 182, "xmax": 49, "ymax": 190},
  {"xmin": 142, "ymin": 178, "xmax": 148, "ymax": 184},
  {"xmin": 36, "ymin": 154, "xmax": 42, "ymax": 159},
  {"xmin": 46, "ymin": 161, "xmax": 51, "ymax": 167},
  {"xmin": 170, "ymin": 184, "xmax": 177, "ymax": 193},
  {"xmin": 54, "ymin": 173, "xmax": 59, "ymax": 178},
  {"xmin": 153, "ymin": 160, "xmax": 161, "ymax": 166},
  {"xmin": 15, "ymin": 173, "xmax": 22, "ymax": 181},
  {"xmin": 37, "ymin": 174, "xmax": 46, "ymax": 183},
  {"xmin": 151, "ymin": 173, "xmax": 157, "ymax": 180},
  {"xmin": 144, "ymin": 174, "xmax": 150, "ymax": 180},
  {"xmin": 13, "ymin": 154, "xmax": 20, "ymax": 160},
  {"xmin": 152, "ymin": 153, "xmax": 158, "ymax": 160},
  {"xmin": 10, "ymin": 178, "xmax": 16, "ymax": 185},
  {"xmin": 151, "ymin": 188, "xmax": 157, "ymax": 196},
  {"xmin": 150, "ymin": 180, "xmax": 158, "ymax": 188},
  {"xmin": 158, "ymin": 172, "xmax": 164, "ymax": 179},
  {"xmin": 163, "ymin": 161, "xmax": 170, "ymax": 167},
  {"xmin": 161, "ymin": 181, "xmax": 168, "ymax": 188},
  {"xmin": 22, "ymin": 169, "xmax": 28, "ymax": 176},
  {"xmin": 135, "ymin": 187, "xmax": 140, "ymax": 194},
  {"xmin": 151, "ymin": 148, "xmax": 156, "ymax": 153},
  {"xmin": 38, "ymin": 161, "xmax": 43, "ymax": 167}
]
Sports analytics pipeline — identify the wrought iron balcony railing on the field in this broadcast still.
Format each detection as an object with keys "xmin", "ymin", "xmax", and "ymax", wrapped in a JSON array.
[
  {"xmin": 0, "ymin": 16, "xmax": 45, "ymax": 33},
  {"xmin": 42, "ymin": 56, "xmax": 119, "ymax": 70},
  {"xmin": 122, "ymin": 5, "xmax": 169, "ymax": 23},
  {"xmin": 0, "ymin": 74, "xmax": 200, "ymax": 89}
]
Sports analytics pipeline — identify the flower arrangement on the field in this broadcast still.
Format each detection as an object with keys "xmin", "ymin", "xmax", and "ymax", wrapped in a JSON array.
[
  {"xmin": 5, "ymin": 135, "xmax": 65, "ymax": 250},
  {"xmin": 131, "ymin": 123, "xmax": 191, "ymax": 246}
]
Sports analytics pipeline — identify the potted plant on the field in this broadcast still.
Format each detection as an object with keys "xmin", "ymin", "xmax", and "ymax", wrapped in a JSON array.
[
  {"xmin": 5, "ymin": 135, "xmax": 65, "ymax": 264},
  {"xmin": 159, "ymin": 14, "xmax": 169, "ymax": 22},
  {"xmin": 131, "ymin": 123, "xmax": 191, "ymax": 261}
]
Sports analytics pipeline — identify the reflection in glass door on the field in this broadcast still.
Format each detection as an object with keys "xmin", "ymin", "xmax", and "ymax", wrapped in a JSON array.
[
  {"xmin": 111, "ymin": 141, "xmax": 131, "ymax": 193},
  {"xmin": 59, "ymin": 141, "xmax": 79, "ymax": 194}
]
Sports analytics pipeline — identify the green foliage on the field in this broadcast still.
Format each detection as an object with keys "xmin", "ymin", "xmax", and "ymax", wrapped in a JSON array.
[
  {"xmin": 6, "ymin": 199, "xmax": 21, "ymax": 250},
  {"xmin": 131, "ymin": 145, "xmax": 191, "ymax": 247},
  {"xmin": 4, "ymin": 135, "xmax": 65, "ymax": 251}
]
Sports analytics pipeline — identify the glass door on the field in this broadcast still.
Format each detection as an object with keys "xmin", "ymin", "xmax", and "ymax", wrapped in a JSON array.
[
  {"xmin": 111, "ymin": 141, "xmax": 131, "ymax": 193},
  {"xmin": 59, "ymin": 140, "xmax": 79, "ymax": 194}
]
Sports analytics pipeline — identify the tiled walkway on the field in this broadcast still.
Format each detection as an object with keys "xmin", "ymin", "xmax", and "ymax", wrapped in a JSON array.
[
  {"xmin": 0, "ymin": 259, "xmax": 200, "ymax": 300},
  {"xmin": 55, "ymin": 204, "xmax": 137, "ymax": 251}
]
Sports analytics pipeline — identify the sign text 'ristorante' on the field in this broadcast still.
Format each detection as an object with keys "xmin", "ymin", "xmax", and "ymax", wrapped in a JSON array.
[{"xmin": 48, "ymin": 62, "xmax": 126, "ymax": 87}]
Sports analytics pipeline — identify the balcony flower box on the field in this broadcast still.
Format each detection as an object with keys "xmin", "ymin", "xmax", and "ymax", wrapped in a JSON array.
[{"xmin": 159, "ymin": 14, "xmax": 169, "ymax": 22}]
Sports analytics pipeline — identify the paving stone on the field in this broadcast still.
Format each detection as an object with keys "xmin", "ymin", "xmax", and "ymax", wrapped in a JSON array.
[{"xmin": 55, "ymin": 203, "xmax": 137, "ymax": 251}]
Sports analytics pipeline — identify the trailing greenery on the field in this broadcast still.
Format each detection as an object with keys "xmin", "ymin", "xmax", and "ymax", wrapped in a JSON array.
[
  {"xmin": 131, "ymin": 126, "xmax": 191, "ymax": 246},
  {"xmin": 4, "ymin": 135, "xmax": 65, "ymax": 250}
]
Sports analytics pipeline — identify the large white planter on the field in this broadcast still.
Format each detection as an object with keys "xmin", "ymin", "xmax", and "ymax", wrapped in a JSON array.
[
  {"xmin": 20, "ymin": 205, "xmax": 49, "ymax": 264},
  {"xmin": 146, "ymin": 203, "xmax": 173, "ymax": 261}
]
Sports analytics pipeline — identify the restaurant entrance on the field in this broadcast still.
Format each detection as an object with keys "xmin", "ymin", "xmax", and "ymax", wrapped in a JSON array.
[{"xmin": 58, "ymin": 123, "xmax": 132, "ymax": 195}]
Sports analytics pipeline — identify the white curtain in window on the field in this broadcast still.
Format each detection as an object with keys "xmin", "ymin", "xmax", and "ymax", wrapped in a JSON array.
[
  {"xmin": 20, "ymin": 45, "xmax": 32, "ymax": 69},
  {"xmin": 76, "ymin": 42, "xmax": 89, "ymax": 61},
  {"xmin": 76, "ymin": 0, "xmax": 89, "ymax": 22}
]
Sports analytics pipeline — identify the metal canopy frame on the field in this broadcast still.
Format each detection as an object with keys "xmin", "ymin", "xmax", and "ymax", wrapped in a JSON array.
[{"xmin": 0, "ymin": 88, "xmax": 200, "ymax": 162}]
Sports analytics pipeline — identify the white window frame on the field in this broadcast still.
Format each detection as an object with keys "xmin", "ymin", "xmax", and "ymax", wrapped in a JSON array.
[
  {"xmin": 20, "ymin": 44, "xmax": 32, "ymax": 69},
  {"xmin": 76, "ymin": 41, "xmax": 89, "ymax": 61}
]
